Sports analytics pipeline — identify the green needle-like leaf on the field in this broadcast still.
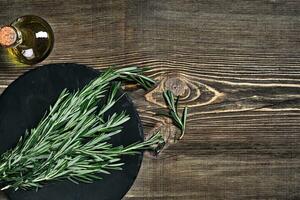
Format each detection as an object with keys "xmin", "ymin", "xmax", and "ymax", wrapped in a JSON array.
[{"xmin": 180, "ymin": 107, "xmax": 188, "ymax": 139}]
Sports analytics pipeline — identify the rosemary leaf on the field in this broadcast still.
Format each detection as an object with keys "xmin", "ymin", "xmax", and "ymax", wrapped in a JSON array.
[{"xmin": 180, "ymin": 107, "xmax": 188, "ymax": 139}]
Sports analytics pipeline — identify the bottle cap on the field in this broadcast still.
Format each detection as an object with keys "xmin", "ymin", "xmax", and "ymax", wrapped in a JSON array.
[{"xmin": 0, "ymin": 26, "xmax": 17, "ymax": 47}]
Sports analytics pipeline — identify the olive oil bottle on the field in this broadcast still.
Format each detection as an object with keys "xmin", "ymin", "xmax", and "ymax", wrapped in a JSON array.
[{"xmin": 0, "ymin": 15, "xmax": 54, "ymax": 65}]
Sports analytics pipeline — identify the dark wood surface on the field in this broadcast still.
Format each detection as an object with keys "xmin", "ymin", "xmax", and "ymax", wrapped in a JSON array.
[{"xmin": 0, "ymin": 0, "xmax": 300, "ymax": 199}]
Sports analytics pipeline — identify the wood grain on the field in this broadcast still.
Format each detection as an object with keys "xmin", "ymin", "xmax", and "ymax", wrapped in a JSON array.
[{"xmin": 0, "ymin": 0, "xmax": 300, "ymax": 199}]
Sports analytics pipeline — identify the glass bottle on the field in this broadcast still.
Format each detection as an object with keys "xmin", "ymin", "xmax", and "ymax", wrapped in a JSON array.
[{"xmin": 0, "ymin": 15, "xmax": 54, "ymax": 65}]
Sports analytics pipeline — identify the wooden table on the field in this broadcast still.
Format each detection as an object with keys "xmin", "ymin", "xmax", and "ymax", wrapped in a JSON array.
[{"xmin": 0, "ymin": 0, "xmax": 299, "ymax": 199}]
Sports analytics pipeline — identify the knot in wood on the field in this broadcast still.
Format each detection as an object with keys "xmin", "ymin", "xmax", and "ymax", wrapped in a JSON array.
[
  {"xmin": 145, "ymin": 72, "xmax": 223, "ymax": 109},
  {"xmin": 164, "ymin": 77, "xmax": 188, "ymax": 96},
  {"xmin": 143, "ymin": 123, "xmax": 179, "ymax": 158}
]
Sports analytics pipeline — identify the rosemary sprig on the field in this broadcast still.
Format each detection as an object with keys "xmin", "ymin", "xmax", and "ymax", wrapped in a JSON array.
[
  {"xmin": 116, "ymin": 67, "xmax": 156, "ymax": 90},
  {"xmin": 0, "ymin": 67, "xmax": 162, "ymax": 191},
  {"xmin": 163, "ymin": 90, "xmax": 188, "ymax": 140}
]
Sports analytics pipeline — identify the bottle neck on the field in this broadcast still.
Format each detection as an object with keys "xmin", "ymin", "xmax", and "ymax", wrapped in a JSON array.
[{"xmin": 0, "ymin": 25, "xmax": 19, "ymax": 48}]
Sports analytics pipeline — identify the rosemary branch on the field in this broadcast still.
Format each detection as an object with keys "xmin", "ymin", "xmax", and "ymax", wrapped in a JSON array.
[
  {"xmin": 0, "ymin": 67, "xmax": 162, "ymax": 191},
  {"xmin": 163, "ymin": 90, "xmax": 188, "ymax": 140},
  {"xmin": 116, "ymin": 67, "xmax": 156, "ymax": 90}
]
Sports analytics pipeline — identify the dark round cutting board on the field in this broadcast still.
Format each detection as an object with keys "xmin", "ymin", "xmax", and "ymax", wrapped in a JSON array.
[{"xmin": 0, "ymin": 63, "xmax": 144, "ymax": 200}]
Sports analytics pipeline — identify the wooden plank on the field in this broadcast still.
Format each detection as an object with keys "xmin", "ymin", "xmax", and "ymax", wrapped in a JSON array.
[{"xmin": 0, "ymin": 0, "xmax": 299, "ymax": 199}]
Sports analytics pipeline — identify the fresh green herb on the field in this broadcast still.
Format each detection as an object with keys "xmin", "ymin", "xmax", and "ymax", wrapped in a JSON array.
[
  {"xmin": 116, "ymin": 67, "xmax": 156, "ymax": 90},
  {"xmin": 163, "ymin": 90, "xmax": 188, "ymax": 140},
  {"xmin": 0, "ymin": 67, "xmax": 163, "ymax": 191}
]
